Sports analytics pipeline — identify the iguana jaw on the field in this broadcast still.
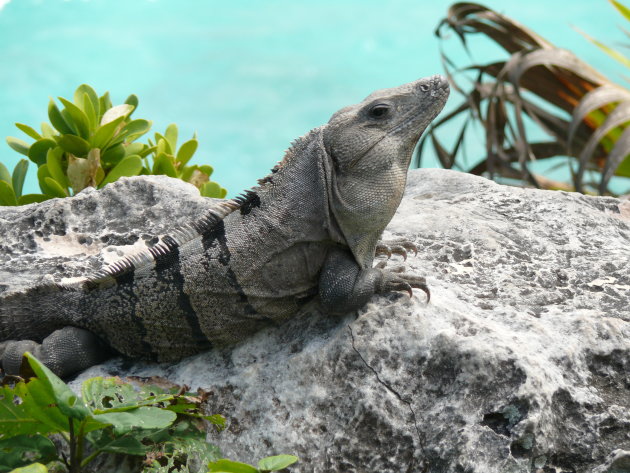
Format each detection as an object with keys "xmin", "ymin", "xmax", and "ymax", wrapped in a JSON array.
[{"xmin": 323, "ymin": 75, "xmax": 450, "ymax": 268}]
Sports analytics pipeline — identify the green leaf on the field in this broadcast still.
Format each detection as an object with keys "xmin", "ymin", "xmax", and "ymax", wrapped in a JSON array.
[
  {"xmin": 27, "ymin": 139, "xmax": 56, "ymax": 166},
  {"xmin": 36, "ymin": 164, "xmax": 51, "ymax": 194},
  {"xmin": 164, "ymin": 123, "xmax": 178, "ymax": 152},
  {"xmin": 93, "ymin": 407, "xmax": 176, "ymax": 436},
  {"xmin": 203, "ymin": 414, "xmax": 226, "ymax": 429},
  {"xmin": 47, "ymin": 99, "xmax": 74, "ymax": 135},
  {"xmin": 119, "ymin": 119, "xmax": 151, "ymax": 141},
  {"xmin": 46, "ymin": 148, "xmax": 67, "ymax": 189},
  {"xmin": 0, "ymin": 435, "xmax": 56, "ymax": 472},
  {"xmin": 81, "ymin": 377, "xmax": 174, "ymax": 414},
  {"xmin": 98, "ymin": 155, "xmax": 142, "ymax": 188},
  {"xmin": 617, "ymin": 153, "xmax": 630, "ymax": 176},
  {"xmin": 7, "ymin": 463, "xmax": 49, "ymax": 473},
  {"xmin": 58, "ymin": 97, "xmax": 90, "ymax": 138},
  {"xmin": 0, "ymin": 181, "xmax": 17, "ymax": 206},
  {"xmin": 573, "ymin": 25, "xmax": 630, "ymax": 70},
  {"xmin": 43, "ymin": 177, "xmax": 66, "ymax": 198},
  {"xmin": 15, "ymin": 123, "xmax": 41, "ymax": 141},
  {"xmin": 101, "ymin": 143, "xmax": 126, "ymax": 166},
  {"xmin": 85, "ymin": 430, "xmax": 148, "ymax": 456},
  {"xmin": 14, "ymin": 379, "xmax": 68, "ymax": 433},
  {"xmin": 74, "ymin": 84, "xmax": 100, "ymax": 119},
  {"xmin": 6, "ymin": 137, "xmax": 30, "ymax": 156},
  {"xmin": 207, "ymin": 459, "xmax": 258, "ymax": 473},
  {"xmin": 155, "ymin": 135, "xmax": 172, "ymax": 155},
  {"xmin": 0, "ymin": 162, "xmax": 11, "ymax": 184},
  {"xmin": 18, "ymin": 194, "xmax": 50, "ymax": 205},
  {"xmin": 611, "ymin": 0, "xmax": 630, "ymax": 21},
  {"xmin": 90, "ymin": 115, "xmax": 125, "ymax": 150},
  {"xmin": 124, "ymin": 142, "xmax": 145, "ymax": 156},
  {"xmin": 180, "ymin": 165, "xmax": 197, "ymax": 183},
  {"xmin": 176, "ymin": 139, "xmax": 198, "ymax": 166},
  {"xmin": 200, "ymin": 181, "xmax": 226, "ymax": 198},
  {"xmin": 258, "ymin": 455, "xmax": 299, "ymax": 472},
  {"xmin": 12, "ymin": 159, "xmax": 29, "ymax": 198},
  {"xmin": 57, "ymin": 134, "xmax": 91, "ymax": 157},
  {"xmin": 124, "ymin": 94, "xmax": 138, "ymax": 111},
  {"xmin": 138, "ymin": 145, "xmax": 157, "ymax": 158},
  {"xmin": 82, "ymin": 92, "xmax": 98, "ymax": 131},
  {"xmin": 152, "ymin": 153, "xmax": 177, "ymax": 177},
  {"xmin": 60, "ymin": 109, "xmax": 77, "ymax": 135},
  {"xmin": 100, "ymin": 104, "xmax": 133, "ymax": 126},
  {"xmin": 98, "ymin": 91, "xmax": 112, "ymax": 117},
  {"xmin": 0, "ymin": 384, "xmax": 43, "ymax": 437},
  {"xmin": 40, "ymin": 123, "xmax": 56, "ymax": 139},
  {"xmin": 24, "ymin": 353, "xmax": 89, "ymax": 420},
  {"xmin": 199, "ymin": 164, "xmax": 214, "ymax": 177}
]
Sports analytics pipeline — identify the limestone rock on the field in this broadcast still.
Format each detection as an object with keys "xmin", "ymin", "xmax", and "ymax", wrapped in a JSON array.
[
  {"xmin": 2, "ymin": 170, "xmax": 629, "ymax": 473},
  {"xmin": 0, "ymin": 175, "xmax": 211, "ymax": 293}
]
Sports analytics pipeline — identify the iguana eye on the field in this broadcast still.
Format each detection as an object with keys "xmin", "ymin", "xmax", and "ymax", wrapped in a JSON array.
[
  {"xmin": 420, "ymin": 84, "xmax": 430, "ymax": 92},
  {"xmin": 368, "ymin": 104, "xmax": 390, "ymax": 119}
]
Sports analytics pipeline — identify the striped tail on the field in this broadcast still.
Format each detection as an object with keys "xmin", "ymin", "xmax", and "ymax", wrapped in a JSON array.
[{"xmin": 0, "ymin": 283, "xmax": 81, "ymax": 343}]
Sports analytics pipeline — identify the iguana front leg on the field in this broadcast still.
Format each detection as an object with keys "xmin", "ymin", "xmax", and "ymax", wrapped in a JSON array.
[
  {"xmin": 319, "ymin": 247, "xmax": 429, "ymax": 315},
  {"xmin": 0, "ymin": 327, "xmax": 111, "ymax": 377}
]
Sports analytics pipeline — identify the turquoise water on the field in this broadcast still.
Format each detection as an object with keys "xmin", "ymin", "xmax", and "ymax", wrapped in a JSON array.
[{"xmin": 0, "ymin": 0, "xmax": 625, "ymax": 196}]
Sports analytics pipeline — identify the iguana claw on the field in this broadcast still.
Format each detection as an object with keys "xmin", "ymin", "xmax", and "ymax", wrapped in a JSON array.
[
  {"xmin": 381, "ymin": 271, "xmax": 430, "ymax": 302},
  {"xmin": 375, "ymin": 239, "xmax": 418, "ymax": 261}
]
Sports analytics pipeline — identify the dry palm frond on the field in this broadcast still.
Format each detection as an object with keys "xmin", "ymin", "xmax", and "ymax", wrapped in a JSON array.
[{"xmin": 418, "ymin": 2, "xmax": 630, "ymax": 194}]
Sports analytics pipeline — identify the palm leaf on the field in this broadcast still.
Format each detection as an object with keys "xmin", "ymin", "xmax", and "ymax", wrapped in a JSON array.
[{"xmin": 420, "ymin": 1, "xmax": 630, "ymax": 194}]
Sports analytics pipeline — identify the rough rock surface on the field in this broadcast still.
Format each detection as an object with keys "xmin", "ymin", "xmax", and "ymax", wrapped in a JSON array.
[{"xmin": 2, "ymin": 170, "xmax": 629, "ymax": 473}]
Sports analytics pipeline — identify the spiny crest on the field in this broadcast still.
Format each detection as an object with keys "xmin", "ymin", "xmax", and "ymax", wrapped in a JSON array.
[
  {"xmin": 84, "ymin": 199, "xmax": 240, "ymax": 290},
  {"xmin": 83, "ymin": 127, "xmax": 321, "ymax": 290},
  {"xmin": 257, "ymin": 127, "xmax": 321, "ymax": 186}
]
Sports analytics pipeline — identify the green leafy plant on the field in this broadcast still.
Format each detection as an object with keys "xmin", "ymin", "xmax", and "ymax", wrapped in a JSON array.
[
  {"xmin": 418, "ymin": 1, "xmax": 630, "ymax": 195},
  {"xmin": 0, "ymin": 159, "xmax": 46, "ymax": 206},
  {"xmin": 206, "ymin": 455, "xmax": 298, "ymax": 473},
  {"xmin": 3, "ymin": 84, "xmax": 227, "ymax": 206},
  {"xmin": 0, "ymin": 353, "xmax": 224, "ymax": 473},
  {"xmin": 1, "ymin": 354, "xmax": 298, "ymax": 473}
]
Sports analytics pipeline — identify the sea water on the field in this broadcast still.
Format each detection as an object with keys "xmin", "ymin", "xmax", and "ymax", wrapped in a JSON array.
[{"xmin": 0, "ymin": 0, "xmax": 625, "ymax": 196}]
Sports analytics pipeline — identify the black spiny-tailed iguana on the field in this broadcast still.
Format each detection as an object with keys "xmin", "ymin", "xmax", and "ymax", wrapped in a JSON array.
[{"xmin": 0, "ymin": 75, "xmax": 449, "ymax": 377}]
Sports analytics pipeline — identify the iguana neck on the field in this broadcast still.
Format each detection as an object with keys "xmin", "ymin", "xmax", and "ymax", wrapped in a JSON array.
[{"xmin": 226, "ymin": 127, "xmax": 342, "ymax": 247}]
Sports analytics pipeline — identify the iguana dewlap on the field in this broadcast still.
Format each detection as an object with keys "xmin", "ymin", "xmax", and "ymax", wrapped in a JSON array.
[{"xmin": 0, "ymin": 76, "xmax": 449, "ymax": 377}]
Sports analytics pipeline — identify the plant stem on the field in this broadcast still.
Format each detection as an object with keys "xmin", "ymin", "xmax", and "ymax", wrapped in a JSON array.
[
  {"xmin": 76, "ymin": 420, "xmax": 86, "ymax": 469},
  {"xmin": 68, "ymin": 418, "xmax": 78, "ymax": 473},
  {"xmin": 80, "ymin": 449, "xmax": 104, "ymax": 468}
]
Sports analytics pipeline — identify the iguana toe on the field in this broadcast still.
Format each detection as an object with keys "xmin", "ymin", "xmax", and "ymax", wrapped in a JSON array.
[
  {"xmin": 379, "ymin": 271, "xmax": 430, "ymax": 303},
  {"xmin": 375, "ymin": 239, "xmax": 418, "ymax": 261}
]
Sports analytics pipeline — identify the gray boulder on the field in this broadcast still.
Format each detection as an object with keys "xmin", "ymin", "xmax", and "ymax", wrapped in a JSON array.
[{"xmin": 1, "ymin": 170, "xmax": 629, "ymax": 473}]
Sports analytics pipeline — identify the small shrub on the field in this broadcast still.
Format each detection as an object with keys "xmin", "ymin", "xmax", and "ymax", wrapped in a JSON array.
[
  {"xmin": 0, "ymin": 353, "xmax": 298, "ymax": 473},
  {"xmin": 1, "ymin": 84, "xmax": 227, "ymax": 206}
]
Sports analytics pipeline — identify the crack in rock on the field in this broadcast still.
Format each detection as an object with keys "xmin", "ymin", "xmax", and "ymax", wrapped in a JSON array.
[{"xmin": 347, "ymin": 325, "xmax": 427, "ymax": 471}]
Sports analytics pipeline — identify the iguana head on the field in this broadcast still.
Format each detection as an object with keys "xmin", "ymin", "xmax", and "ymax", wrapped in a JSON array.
[{"xmin": 323, "ymin": 75, "xmax": 449, "ymax": 268}]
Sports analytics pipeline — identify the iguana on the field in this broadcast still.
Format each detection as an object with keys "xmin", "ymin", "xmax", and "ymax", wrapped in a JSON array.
[{"xmin": 0, "ymin": 75, "xmax": 449, "ymax": 377}]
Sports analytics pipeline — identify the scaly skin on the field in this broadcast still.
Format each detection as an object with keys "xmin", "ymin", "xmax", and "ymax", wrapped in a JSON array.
[{"xmin": 0, "ymin": 75, "xmax": 449, "ymax": 377}]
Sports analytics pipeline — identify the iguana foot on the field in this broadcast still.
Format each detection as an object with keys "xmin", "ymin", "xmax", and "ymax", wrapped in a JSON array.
[
  {"xmin": 320, "ymin": 247, "xmax": 430, "ymax": 315},
  {"xmin": 0, "ymin": 327, "xmax": 111, "ymax": 378},
  {"xmin": 375, "ymin": 238, "xmax": 418, "ymax": 261},
  {"xmin": 378, "ymin": 270, "xmax": 430, "ymax": 302},
  {"xmin": 374, "ymin": 250, "xmax": 430, "ymax": 301}
]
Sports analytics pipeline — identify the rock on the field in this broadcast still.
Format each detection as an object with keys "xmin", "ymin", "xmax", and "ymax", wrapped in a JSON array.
[
  {"xmin": 0, "ymin": 175, "xmax": 211, "ymax": 294},
  {"xmin": 2, "ymin": 169, "xmax": 629, "ymax": 473}
]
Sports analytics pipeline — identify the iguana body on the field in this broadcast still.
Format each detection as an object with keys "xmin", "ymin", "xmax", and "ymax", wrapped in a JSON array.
[{"xmin": 0, "ymin": 76, "xmax": 449, "ymax": 377}]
